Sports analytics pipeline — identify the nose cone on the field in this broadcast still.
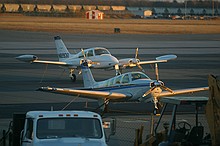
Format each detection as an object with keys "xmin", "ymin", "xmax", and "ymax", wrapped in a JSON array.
[
  {"xmin": 92, "ymin": 54, "xmax": 119, "ymax": 69},
  {"xmin": 151, "ymin": 87, "xmax": 162, "ymax": 97},
  {"xmin": 109, "ymin": 55, "xmax": 119, "ymax": 65}
]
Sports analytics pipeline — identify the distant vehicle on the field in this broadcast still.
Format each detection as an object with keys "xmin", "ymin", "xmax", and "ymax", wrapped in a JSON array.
[{"xmin": 20, "ymin": 110, "xmax": 116, "ymax": 146}]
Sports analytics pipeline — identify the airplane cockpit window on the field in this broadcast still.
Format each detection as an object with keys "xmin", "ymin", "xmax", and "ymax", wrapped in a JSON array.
[
  {"xmin": 121, "ymin": 74, "xmax": 129, "ymax": 84},
  {"xmin": 108, "ymin": 78, "xmax": 114, "ymax": 86},
  {"xmin": 78, "ymin": 52, "xmax": 84, "ymax": 58},
  {"xmin": 131, "ymin": 72, "xmax": 149, "ymax": 81},
  {"xmin": 86, "ymin": 50, "xmax": 94, "ymax": 57},
  {"xmin": 94, "ymin": 48, "xmax": 110, "ymax": 56},
  {"xmin": 114, "ymin": 76, "xmax": 122, "ymax": 84}
]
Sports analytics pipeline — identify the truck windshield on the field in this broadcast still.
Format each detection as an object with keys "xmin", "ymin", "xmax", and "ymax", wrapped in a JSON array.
[{"xmin": 37, "ymin": 118, "xmax": 102, "ymax": 139}]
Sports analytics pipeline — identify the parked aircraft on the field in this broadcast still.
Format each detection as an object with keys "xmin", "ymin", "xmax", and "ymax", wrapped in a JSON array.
[
  {"xmin": 38, "ymin": 55, "xmax": 209, "ymax": 114},
  {"xmin": 16, "ymin": 36, "xmax": 169, "ymax": 81},
  {"xmin": 16, "ymin": 36, "xmax": 120, "ymax": 81}
]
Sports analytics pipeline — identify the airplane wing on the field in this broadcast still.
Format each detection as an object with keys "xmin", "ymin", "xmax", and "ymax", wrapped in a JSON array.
[
  {"xmin": 138, "ymin": 54, "xmax": 177, "ymax": 65},
  {"xmin": 32, "ymin": 60, "xmax": 69, "ymax": 66},
  {"xmin": 16, "ymin": 55, "xmax": 75, "ymax": 67},
  {"xmin": 38, "ymin": 87, "xmax": 132, "ymax": 100},
  {"xmin": 158, "ymin": 87, "xmax": 209, "ymax": 97},
  {"xmin": 138, "ymin": 59, "xmax": 167, "ymax": 65}
]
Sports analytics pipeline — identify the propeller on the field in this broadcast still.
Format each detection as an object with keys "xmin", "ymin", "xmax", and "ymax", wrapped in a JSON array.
[
  {"xmin": 80, "ymin": 48, "xmax": 100, "ymax": 67},
  {"xmin": 135, "ymin": 48, "xmax": 145, "ymax": 72},
  {"xmin": 141, "ymin": 57, "xmax": 175, "ymax": 111},
  {"xmin": 135, "ymin": 47, "xmax": 138, "ymax": 59}
]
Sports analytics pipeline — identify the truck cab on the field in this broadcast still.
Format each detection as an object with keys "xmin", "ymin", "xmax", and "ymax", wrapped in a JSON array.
[{"xmin": 20, "ymin": 111, "xmax": 112, "ymax": 146}]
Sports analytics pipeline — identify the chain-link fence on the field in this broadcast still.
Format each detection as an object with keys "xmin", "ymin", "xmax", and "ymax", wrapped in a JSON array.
[{"xmin": 105, "ymin": 113, "xmax": 210, "ymax": 146}]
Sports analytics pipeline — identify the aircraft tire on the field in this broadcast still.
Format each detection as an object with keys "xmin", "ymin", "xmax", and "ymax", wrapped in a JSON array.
[
  {"xmin": 70, "ymin": 74, "xmax": 76, "ymax": 82},
  {"xmin": 153, "ymin": 108, "xmax": 160, "ymax": 116}
]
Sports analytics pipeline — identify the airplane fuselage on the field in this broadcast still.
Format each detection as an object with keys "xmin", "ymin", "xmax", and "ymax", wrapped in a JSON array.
[
  {"xmin": 63, "ymin": 47, "xmax": 119, "ymax": 69},
  {"xmin": 87, "ymin": 71, "xmax": 154, "ymax": 102}
]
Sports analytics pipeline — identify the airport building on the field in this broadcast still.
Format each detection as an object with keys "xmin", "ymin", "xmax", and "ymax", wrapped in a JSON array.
[
  {"xmin": 0, "ymin": 3, "xmax": 219, "ymax": 18},
  {"xmin": 86, "ymin": 10, "xmax": 104, "ymax": 19}
]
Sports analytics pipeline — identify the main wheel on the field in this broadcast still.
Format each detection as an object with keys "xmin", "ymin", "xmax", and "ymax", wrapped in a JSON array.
[{"xmin": 70, "ymin": 74, "xmax": 76, "ymax": 82}]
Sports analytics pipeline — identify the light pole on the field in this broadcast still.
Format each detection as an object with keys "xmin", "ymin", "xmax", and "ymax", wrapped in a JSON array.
[
  {"xmin": 185, "ymin": 0, "xmax": 187, "ymax": 19},
  {"xmin": 212, "ymin": 0, "xmax": 214, "ymax": 17}
]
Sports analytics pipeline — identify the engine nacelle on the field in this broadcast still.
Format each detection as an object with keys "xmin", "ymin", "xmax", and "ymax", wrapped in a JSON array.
[
  {"xmin": 80, "ymin": 59, "xmax": 93, "ymax": 67},
  {"xmin": 150, "ymin": 81, "xmax": 164, "ymax": 87},
  {"xmin": 119, "ymin": 58, "xmax": 140, "ymax": 68},
  {"xmin": 128, "ymin": 58, "xmax": 140, "ymax": 67},
  {"xmin": 16, "ymin": 55, "xmax": 38, "ymax": 62}
]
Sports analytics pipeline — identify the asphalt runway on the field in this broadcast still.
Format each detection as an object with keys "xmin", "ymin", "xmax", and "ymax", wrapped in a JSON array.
[
  {"xmin": 0, "ymin": 30, "xmax": 220, "ymax": 145},
  {"xmin": 1, "ymin": 30, "xmax": 220, "ymax": 113}
]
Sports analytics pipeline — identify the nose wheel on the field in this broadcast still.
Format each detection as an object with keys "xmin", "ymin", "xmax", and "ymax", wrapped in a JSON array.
[
  {"xmin": 70, "ymin": 73, "xmax": 76, "ymax": 82},
  {"xmin": 153, "ymin": 102, "xmax": 162, "ymax": 116},
  {"xmin": 69, "ymin": 69, "xmax": 76, "ymax": 82}
]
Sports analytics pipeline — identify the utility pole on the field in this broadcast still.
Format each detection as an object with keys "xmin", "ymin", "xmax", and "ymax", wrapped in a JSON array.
[
  {"xmin": 185, "ymin": 0, "xmax": 187, "ymax": 19},
  {"xmin": 212, "ymin": 0, "xmax": 214, "ymax": 17}
]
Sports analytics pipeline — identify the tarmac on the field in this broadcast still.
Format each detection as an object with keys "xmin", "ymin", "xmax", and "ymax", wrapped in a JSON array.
[{"xmin": 0, "ymin": 30, "xmax": 220, "ymax": 145}]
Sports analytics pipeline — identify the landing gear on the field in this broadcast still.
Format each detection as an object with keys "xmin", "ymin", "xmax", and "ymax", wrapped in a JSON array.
[
  {"xmin": 153, "ymin": 102, "xmax": 162, "ymax": 116},
  {"xmin": 70, "ymin": 74, "xmax": 76, "ymax": 82},
  {"xmin": 153, "ymin": 108, "xmax": 160, "ymax": 116},
  {"xmin": 114, "ymin": 64, "xmax": 121, "ymax": 76},
  {"xmin": 69, "ymin": 69, "xmax": 76, "ymax": 82}
]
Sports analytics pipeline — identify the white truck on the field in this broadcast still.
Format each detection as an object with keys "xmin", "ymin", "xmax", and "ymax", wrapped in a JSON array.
[{"xmin": 20, "ymin": 110, "xmax": 115, "ymax": 146}]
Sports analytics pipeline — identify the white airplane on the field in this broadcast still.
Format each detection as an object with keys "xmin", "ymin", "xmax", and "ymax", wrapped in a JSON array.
[
  {"xmin": 16, "ymin": 36, "xmax": 121, "ymax": 81},
  {"xmin": 38, "ymin": 55, "xmax": 209, "ymax": 114},
  {"xmin": 16, "ymin": 36, "xmax": 175, "ymax": 82}
]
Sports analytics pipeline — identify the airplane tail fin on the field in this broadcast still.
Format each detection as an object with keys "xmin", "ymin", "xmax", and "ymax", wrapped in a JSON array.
[
  {"xmin": 81, "ymin": 61, "xmax": 96, "ymax": 88},
  {"xmin": 54, "ymin": 36, "xmax": 71, "ymax": 62}
]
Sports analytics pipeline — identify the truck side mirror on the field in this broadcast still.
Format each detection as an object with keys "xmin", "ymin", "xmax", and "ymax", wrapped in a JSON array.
[
  {"xmin": 103, "ymin": 118, "xmax": 116, "ymax": 142},
  {"xmin": 20, "ymin": 129, "xmax": 32, "ymax": 145}
]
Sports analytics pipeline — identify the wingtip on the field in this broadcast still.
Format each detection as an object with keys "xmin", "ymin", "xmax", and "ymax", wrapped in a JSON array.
[
  {"xmin": 37, "ymin": 87, "xmax": 56, "ymax": 92},
  {"xmin": 36, "ymin": 87, "xmax": 51, "ymax": 91},
  {"xmin": 36, "ymin": 87, "xmax": 43, "ymax": 91}
]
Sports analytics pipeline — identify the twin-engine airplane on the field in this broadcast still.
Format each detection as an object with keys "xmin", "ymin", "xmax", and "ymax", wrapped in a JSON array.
[
  {"xmin": 16, "ymin": 36, "xmax": 118, "ymax": 82},
  {"xmin": 38, "ymin": 55, "xmax": 209, "ymax": 114},
  {"xmin": 16, "ymin": 36, "xmax": 161, "ymax": 82}
]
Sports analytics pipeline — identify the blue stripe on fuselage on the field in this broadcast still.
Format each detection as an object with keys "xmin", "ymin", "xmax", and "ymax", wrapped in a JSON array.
[{"xmin": 88, "ymin": 83, "xmax": 150, "ymax": 91}]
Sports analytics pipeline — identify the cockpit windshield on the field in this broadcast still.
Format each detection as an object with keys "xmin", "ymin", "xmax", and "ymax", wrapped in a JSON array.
[
  {"xmin": 94, "ymin": 48, "xmax": 110, "ymax": 55},
  {"xmin": 131, "ymin": 72, "xmax": 150, "ymax": 81}
]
